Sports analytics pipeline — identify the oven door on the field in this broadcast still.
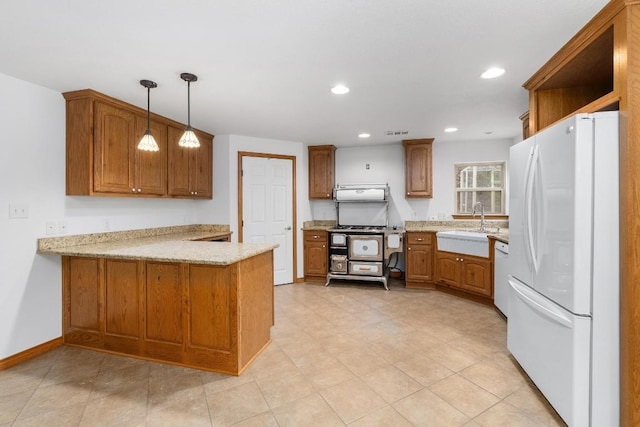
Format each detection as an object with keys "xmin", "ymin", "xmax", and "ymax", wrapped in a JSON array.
[
  {"xmin": 330, "ymin": 233, "xmax": 347, "ymax": 247},
  {"xmin": 330, "ymin": 255, "xmax": 348, "ymax": 274},
  {"xmin": 348, "ymin": 235, "xmax": 383, "ymax": 261},
  {"xmin": 349, "ymin": 261, "xmax": 384, "ymax": 276}
]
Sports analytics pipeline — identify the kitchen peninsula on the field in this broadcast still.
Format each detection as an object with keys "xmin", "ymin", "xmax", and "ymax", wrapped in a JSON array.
[{"xmin": 37, "ymin": 225, "xmax": 277, "ymax": 375}]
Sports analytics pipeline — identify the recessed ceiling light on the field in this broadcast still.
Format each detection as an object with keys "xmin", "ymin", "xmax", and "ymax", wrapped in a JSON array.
[
  {"xmin": 358, "ymin": 133, "xmax": 370, "ymax": 138},
  {"xmin": 481, "ymin": 67, "xmax": 505, "ymax": 79},
  {"xmin": 331, "ymin": 84, "xmax": 350, "ymax": 95},
  {"xmin": 444, "ymin": 127, "xmax": 458, "ymax": 133}
]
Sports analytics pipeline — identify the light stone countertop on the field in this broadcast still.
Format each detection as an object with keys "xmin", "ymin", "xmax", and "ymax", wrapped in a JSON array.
[
  {"xmin": 301, "ymin": 219, "xmax": 509, "ymax": 242},
  {"xmin": 301, "ymin": 220, "xmax": 336, "ymax": 230},
  {"xmin": 405, "ymin": 220, "xmax": 509, "ymax": 243},
  {"xmin": 37, "ymin": 224, "xmax": 278, "ymax": 266}
]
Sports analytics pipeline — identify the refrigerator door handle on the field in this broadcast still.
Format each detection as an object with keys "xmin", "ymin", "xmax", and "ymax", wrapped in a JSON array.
[
  {"xmin": 524, "ymin": 145, "xmax": 540, "ymax": 274},
  {"xmin": 509, "ymin": 278, "xmax": 574, "ymax": 329},
  {"xmin": 522, "ymin": 146, "xmax": 534, "ymax": 272}
]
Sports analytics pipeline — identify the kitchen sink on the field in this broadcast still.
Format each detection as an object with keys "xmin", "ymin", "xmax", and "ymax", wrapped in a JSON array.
[{"xmin": 436, "ymin": 230, "xmax": 489, "ymax": 258}]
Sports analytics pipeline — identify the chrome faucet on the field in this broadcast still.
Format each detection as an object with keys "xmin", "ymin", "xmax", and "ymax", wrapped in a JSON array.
[{"xmin": 472, "ymin": 202, "xmax": 486, "ymax": 232}]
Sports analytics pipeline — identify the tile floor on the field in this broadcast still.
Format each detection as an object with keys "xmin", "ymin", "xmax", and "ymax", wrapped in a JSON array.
[{"xmin": 0, "ymin": 281, "xmax": 566, "ymax": 426}]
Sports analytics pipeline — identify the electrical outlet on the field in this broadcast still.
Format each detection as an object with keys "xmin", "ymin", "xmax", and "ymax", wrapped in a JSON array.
[
  {"xmin": 9, "ymin": 203, "xmax": 29, "ymax": 219},
  {"xmin": 58, "ymin": 221, "xmax": 68, "ymax": 234},
  {"xmin": 46, "ymin": 221, "xmax": 57, "ymax": 235}
]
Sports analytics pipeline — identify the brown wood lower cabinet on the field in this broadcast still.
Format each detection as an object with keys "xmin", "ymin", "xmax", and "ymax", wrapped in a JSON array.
[
  {"xmin": 403, "ymin": 232, "xmax": 494, "ymax": 301},
  {"xmin": 303, "ymin": 230, "xmax": 327, "ymax": 281},
  {"xmin": 105, "ymin": 259, "xmax": 142, "ymax": 351},
  {"xmin": 62, "ymin": 252, "xmax": 274, "ymax": 375},
  {"xmin": 405, "ymin": 232, "xmax": 435, "ymax": 289},
  {"xmin": 435, "ymin": 251, "xmax": 492, "ymax": 298}
]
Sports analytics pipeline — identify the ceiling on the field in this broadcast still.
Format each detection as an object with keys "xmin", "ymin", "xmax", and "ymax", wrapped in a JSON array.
[{"xmin": 0, "ymin": 0, "xmax": 609, "ymax": 147}]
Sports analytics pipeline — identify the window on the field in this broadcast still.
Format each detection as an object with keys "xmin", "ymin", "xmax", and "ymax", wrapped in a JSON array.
[{"xmin": 455, "ymin": 162, "xmax": 505, "ymax": 215}]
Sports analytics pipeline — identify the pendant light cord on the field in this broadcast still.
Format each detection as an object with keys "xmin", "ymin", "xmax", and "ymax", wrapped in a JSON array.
[
  {"xmin": 146, "ymin": 86, "xmax": 151, "ymax": 131},
  {"xmin": 187, "ymin": 81, "xmax": 191, "ymax": 128}
]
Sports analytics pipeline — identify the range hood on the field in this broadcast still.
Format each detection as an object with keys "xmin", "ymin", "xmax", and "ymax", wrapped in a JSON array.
[{"xmin": 334, "ymin": 183, "xmax": 388, "ymax": 201}]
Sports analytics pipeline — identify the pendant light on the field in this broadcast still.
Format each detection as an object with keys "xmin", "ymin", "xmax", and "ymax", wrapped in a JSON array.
[
  {"xmin": 178, "ymin": 72, "xmax": 200, "ymax": 148},
  {"xmin": 137, "ymin": 80, "xmax": 160, "ymax": 152}
]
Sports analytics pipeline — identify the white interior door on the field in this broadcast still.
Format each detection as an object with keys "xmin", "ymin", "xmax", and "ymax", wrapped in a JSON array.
[{"xmin": 242, "ymin": 156, "xmax": 293, "ymax": 285}]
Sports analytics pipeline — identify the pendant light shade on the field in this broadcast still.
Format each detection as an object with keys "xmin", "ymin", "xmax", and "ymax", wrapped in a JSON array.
[
  {"xmin": 178, "ymin": 72, "xmax": 200, "ymax": 148},
  {"xmin": 137, "ymin": 80, "xmax": 160, "ymax": 152}
]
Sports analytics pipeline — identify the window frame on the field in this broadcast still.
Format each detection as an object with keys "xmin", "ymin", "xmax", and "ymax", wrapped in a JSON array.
[{"xmin": 453, "ymin": 161, "xmax": 506, "ymax": 216}]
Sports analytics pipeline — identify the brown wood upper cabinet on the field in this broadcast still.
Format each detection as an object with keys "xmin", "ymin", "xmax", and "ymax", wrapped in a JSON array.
[
  {"xmin": 91, "ymin": 101, "xmax": 138, "ymax": 194},
  {"xmin": 63, "ymin": 89, "xmax": 213, "ymax": 199},
  {"xmin": 524, "ymin": 7, "xmax": 621, "ymax": 135},
  {"xmin": 133, "ymin": 115, "xmax": 168, "ymax": 195},
  {"xmin": 167, "ymin": 126, "xmax": 213, "ymax": 198},
  {"xmin": 308, "ymin": 145, "xmax": 336, "ymax": 199},
  {"xmin": 519, "ymin": 111, "xmax": 530, "ymax": 141},
  {"xmin": 92, "ymin": 103, "xmax": 167, "ymax": 195},
  {"xmin": 403, "ymin": 138, "xmax": 433, "ymax": 198}
]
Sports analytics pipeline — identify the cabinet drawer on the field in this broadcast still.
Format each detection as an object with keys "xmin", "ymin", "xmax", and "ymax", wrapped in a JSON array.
[
  {"xmin": 304, "ymin": 231, "xmax": 327, "ymax": 243},
  {"xmin": 406, "ymin": 233, "xmax": 433, "ymax": 245}
]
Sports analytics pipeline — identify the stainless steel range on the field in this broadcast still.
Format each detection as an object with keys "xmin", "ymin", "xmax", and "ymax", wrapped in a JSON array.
[{"xmin": 324, "ymin": 184, "xmax": 404, "ymax": 291}]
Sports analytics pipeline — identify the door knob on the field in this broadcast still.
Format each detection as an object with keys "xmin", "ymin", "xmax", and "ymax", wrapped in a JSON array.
[{"xmin": 285, "ymin": 226, "xmax": 292, "ymax": 230}]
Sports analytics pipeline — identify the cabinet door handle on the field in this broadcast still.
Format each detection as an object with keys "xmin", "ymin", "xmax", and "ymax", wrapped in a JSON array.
[
  {"xmin": 407, "ymin": 192, "xmax": 410, "ymax": 195},
  {"xmin": 131, "ymin": 188, "xmax": 136, "ymax": 192},
  {"xmin": 408, "ymin": 247, "xmax": 411, "ymax": 250},
  {"xmin": 416, "ymin": 238, "xmax": 423, "ymax": 241},
  {"xmin": 322, "ymin": 245, "xmax": 326, "ymax": 248}
]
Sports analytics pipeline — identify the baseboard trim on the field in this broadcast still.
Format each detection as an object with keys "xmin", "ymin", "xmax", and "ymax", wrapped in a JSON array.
[{"xmin": 0, "ymin": 337, "xmax": 63, "ymax": 370}]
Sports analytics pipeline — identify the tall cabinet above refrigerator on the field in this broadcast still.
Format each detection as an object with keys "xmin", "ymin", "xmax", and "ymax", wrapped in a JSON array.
[{"xmin": 507, "ymin": 112, "xmax": 619, "ymax": 427}]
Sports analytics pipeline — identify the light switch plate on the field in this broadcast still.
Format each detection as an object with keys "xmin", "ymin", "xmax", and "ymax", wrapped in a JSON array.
[
  {"xmin": 46, "ymin": 221, "xmax": 57, "ymax": 235},
  {"xmin": 58, "ymin": 221, "xmax": 68, "ymax": 234},
  {"xmin": 9, "ymin": 204, "xmax": 29, "ymax": 219}
]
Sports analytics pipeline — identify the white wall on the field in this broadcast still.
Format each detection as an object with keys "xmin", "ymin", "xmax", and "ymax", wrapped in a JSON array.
[
  {"xmin": 213, "ymin": 134, "xmax": 310, "ymax": 280},
  {"xmin": 310, "ymin": 139, "xmax": 512, "ymax": 224},
  {"xmin": 430, "ymin": 138, "xmax": 513, "ymax": 218},
  {"xmin": 0, "ymin": 73, "xmax": 210, "ymax": 359},
  {"xmin": 194, "ymin": 134, "xmax": 231, "ymax": 225},
  {"xmin": 336, "ymin": 144, "xmax": 406, "ymax": 227}
]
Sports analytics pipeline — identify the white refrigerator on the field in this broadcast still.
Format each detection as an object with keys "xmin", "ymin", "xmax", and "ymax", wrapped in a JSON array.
[{"xmin": 507, "ymin": 112, "xmax": 619, "ymax": 427}]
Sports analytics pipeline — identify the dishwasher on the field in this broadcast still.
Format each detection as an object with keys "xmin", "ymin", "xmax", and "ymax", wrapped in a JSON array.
[{"xmin": 493, "ymin": 241, "xmax": 509, "ymax": 317}]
